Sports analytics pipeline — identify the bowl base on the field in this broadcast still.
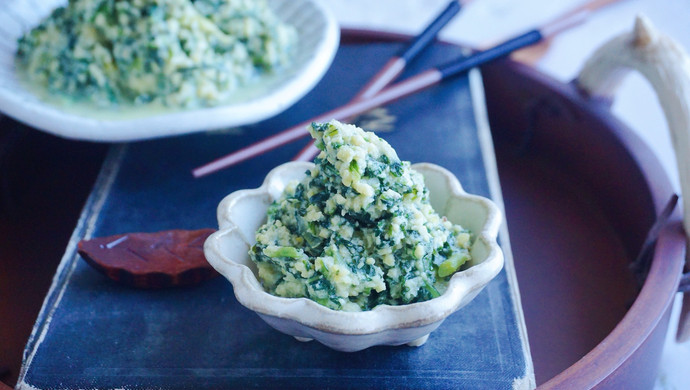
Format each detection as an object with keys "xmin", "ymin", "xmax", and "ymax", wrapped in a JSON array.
[
  {"xmin": 406, "ymin": 334, "xmax": 429, "ymax": 347},
  {"xmin": 291, "ymin": 333, "xmax": 430, "ymax": 347}
]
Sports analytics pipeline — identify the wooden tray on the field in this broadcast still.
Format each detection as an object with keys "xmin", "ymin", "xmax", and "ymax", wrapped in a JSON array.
[
  {"xmin": 341, "ymin": 30, "xmax": 686, "ymax": 387},
  {"xmin": 1, "ymin": 29, "xmax": 685, "ymax": 388},
  {"xmin": 483, "ymin": 60, "xmax": 684, "ymax": 388}
]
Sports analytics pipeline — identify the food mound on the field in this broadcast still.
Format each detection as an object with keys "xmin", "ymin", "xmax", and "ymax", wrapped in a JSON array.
[
  {"xmin": 250, "ymin": 121, "xmax": 473, "ymax": 311},
  {"xmin": 16, "ymin": 0, "xmax": 297, "ymax": 108}
]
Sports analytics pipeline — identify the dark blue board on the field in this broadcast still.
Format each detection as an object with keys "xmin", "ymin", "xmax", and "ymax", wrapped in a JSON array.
[{"xmin": 18, "ymin": 39, "xmax": 533, "ymax": 389}]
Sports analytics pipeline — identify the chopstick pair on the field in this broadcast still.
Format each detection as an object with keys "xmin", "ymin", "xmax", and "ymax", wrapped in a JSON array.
[
  {"xmin": 292, "ymin": 0, "xmax": 467, "ymax": 162},
  {"xmin": 193, "ymin": 0, "xmax": 467, "ymax": 178},
  {"xmin": 192, "ymin": 0, "xmax": 625, "ymax": 178}
]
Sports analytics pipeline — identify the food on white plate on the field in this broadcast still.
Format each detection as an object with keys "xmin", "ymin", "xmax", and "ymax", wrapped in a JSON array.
[{"xmin": 16, "ymin": 0, "xmax": 297, "ymax": 108}]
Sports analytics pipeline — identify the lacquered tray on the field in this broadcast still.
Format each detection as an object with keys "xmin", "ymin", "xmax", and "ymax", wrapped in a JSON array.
[
  {"xmin": 483, "ymin": 61, "xmax": 684, "ymax": 388},
  {"xmin": 1, "ymin": 29, "xmax": 686, "ymax": 389},
  {"xmin": 338, "ymin": 29, "xmax": 686, "ymax": 388}
]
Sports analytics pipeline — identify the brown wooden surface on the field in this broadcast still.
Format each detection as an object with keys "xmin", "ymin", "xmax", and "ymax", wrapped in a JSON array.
[
  {"xmin": 0, "ymin": 125, "xmax": 107, "ymax": 387},
  {"xmin": 482, "ymin": 58, "xmax": 684, "ymax": 388}
]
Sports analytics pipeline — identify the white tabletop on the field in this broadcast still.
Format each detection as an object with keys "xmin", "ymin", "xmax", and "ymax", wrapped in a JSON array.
[{"xmin": 326, "ymin": 0, "xmax": 690, "ymax": 388}]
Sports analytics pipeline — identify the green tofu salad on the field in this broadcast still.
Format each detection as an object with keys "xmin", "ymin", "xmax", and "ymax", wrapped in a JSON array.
[
  {"xmin": 16, "ymin": 0, "xmax": 297, "ymax": 108},
  {"xmin": 250, "ymin": 120, "xmax": 474, "ymax": 312}
]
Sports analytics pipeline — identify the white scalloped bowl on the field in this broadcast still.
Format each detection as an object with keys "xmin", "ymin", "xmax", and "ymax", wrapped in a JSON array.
[
  {"xmin": 204, "ymin": 161, "xmax": 504, "ymax": 352},
  {"xmin": 0, "ymin": 0, "xmax": 339, "ymax": 141}
]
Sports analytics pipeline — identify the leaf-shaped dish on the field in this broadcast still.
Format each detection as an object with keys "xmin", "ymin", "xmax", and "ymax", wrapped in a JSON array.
[
  {"xmin": 0, "ymin": 0, "xmax": 339, "ymax": 141},
  {"xmin": 204, "ymin": 161, "xmax": 504, "ymax": 352},
  {"xmin": 78, "ymin": 229, "xmax": 218, "ymax": 288}
]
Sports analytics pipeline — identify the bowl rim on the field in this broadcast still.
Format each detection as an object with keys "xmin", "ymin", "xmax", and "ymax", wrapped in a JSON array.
[{"xmin": 204, "ymin": 161, "xmax": 505, "ymax": 336}]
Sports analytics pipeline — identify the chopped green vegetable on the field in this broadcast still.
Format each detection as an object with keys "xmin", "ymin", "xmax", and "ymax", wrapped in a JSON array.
[
  {"xmin": 264, "ymin": 246, "xmax": 301, "ymax": 259},
  {"xmin": 424, "ymin": 279, "xmax": 441, "ymax": 298},
  {"xmin": 16, "ymin": 0, "xmax": 298, "ymax": 108},
  {"xmin": 250, "ymin": 120, "xmax": 474, "ymax": 311},
  {"xmin": 438, "ymin": 252, "xmax": 471, "ymax": 277}
]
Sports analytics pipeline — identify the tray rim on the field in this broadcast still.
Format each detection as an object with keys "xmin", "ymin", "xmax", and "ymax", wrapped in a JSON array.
[
  {"xmin": 341, "ymin": 27, "xmax": 686, "ymax": 388},
  {"xmin": 496, "ymin": 59, "xmax": 686, "ymax": 389}
]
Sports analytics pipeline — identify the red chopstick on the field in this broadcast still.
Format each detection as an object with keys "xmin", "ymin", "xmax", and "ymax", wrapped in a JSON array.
[
  {"xmin": 192, "ymin": 0, "xmax": 625, "ymax": 178},
  {"xmin": 193, "ymin": 0, "xmax": 465, "ymax": 177},
  {"xmin": 192, "ymin": 32, "xmax": 538, "ymax": 178}
]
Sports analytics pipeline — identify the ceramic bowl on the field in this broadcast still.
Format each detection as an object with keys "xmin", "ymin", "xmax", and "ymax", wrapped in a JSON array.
[
  {"xmin": 204, "ymin": 161, "xmax": 504, "ymax": 352},
  {"xmin": 0, "ymin": 0, "xmax": 339, "ymax": 141}
]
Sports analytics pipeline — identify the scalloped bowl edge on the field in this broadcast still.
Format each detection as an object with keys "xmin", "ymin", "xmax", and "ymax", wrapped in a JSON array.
[{"xmin": 204, "ymin": 161, "xmax": 504, "ymax": 351}]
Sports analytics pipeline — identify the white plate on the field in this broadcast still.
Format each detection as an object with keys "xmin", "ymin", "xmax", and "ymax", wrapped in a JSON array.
[{"xmin": 0, "ymin": 0, "xmax": 339, "ymax": 142}]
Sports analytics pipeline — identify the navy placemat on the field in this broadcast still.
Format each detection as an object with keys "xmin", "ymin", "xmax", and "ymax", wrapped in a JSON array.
[{"xmin": 18, "ymin": 38, "xmax": 533, "ymax": 389}]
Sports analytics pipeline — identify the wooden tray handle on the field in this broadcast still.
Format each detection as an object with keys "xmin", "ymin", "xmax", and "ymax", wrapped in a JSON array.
[{"xmin": 576, "ymin": 15, "xmax": 690, "ymax": 342}]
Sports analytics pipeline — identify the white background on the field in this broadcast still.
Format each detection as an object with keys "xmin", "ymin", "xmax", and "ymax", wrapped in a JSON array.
[{"xmin": 326, "ymin": 0, "xmax": 690, "ymax": 388}]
